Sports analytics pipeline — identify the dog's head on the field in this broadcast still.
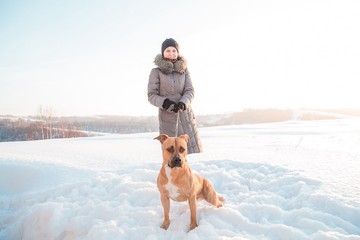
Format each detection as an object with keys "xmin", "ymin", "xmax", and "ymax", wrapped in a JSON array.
[{"xmin": 154, "ymin": 134, "xmax": 189, "ymax": 168}]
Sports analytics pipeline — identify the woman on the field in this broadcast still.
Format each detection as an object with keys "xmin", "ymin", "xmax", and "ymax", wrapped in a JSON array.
[{"xmin": 148, "ymin": 38, "xmax": 203, "ymax": 154}]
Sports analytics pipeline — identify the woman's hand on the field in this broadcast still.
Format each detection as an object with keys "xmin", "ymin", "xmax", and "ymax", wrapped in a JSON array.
[
  {"xmin": 162, "ymin": 99, "xmax": 178, "ymax": 112},
  {"xmin": 177, "ymin": 102, "xmax": 186, "ymax": 112}
]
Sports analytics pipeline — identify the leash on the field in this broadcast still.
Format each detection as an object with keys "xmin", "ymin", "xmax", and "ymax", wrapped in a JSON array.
[{"xmin": 175, "ymin": 112, "xmax": 179, "ymax": 137}]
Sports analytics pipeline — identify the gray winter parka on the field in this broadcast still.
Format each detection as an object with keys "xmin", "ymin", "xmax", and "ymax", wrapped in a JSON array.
[{"xmin": 148, "ymin": 54, "xmax": 203, "ymax": 154}]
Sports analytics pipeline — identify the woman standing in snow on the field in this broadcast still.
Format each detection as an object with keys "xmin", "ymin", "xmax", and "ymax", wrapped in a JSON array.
[{"xmin": 148, "ymin": 38, "xmax": 203, "ymax": 154}]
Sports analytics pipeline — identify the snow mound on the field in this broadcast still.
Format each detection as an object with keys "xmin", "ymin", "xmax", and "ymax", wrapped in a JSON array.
[{"xmin": 1, "ymin": 160, "xmax": 359, "ymax": 240}]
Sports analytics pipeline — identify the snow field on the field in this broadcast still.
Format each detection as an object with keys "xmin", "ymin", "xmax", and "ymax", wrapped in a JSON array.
[{"xmin": 1, "ymin": 119, "xmax": 360, "ymax": 239}]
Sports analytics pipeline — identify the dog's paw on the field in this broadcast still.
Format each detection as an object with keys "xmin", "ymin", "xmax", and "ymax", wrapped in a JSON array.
[
  {"xmin": 189, "ymin": 223, "xmax": 198, "ymax": 231},
  {"xmin": 215, "ymin": 196, "xmax": 224, "ymax": 208},
  {"xmin": 160, "ymin": 220, "xmax": 170, "ymax": 230}
]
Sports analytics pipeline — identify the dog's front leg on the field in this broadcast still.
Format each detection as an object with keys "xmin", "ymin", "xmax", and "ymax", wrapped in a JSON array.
[
  {"xmin": 160, "ymin": 194, "xmax": 170, "ymax": 229},
  {"xmin": 188, "ymin": 195, "xmax": 198, "ymax": 230}
]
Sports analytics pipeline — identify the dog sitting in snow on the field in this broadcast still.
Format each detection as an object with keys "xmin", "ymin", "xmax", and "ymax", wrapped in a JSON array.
[{"xmin": 155, "ymin": 134, "xmax": 224, "ymax": 231}]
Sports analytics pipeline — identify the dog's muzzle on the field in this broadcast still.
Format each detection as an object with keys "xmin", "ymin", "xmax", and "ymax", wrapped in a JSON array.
[{"xmin": 168, "ymin": 155, "xmax": 182, "ymax": 168}]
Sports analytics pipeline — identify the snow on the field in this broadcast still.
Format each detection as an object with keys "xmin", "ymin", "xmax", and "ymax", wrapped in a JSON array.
[{"xmin": 1, "ymin": 119, "xmax": 360, "ymax": 240}]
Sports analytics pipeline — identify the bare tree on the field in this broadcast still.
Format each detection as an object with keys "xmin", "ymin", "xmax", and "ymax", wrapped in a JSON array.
[{"xmin": 37, "ymin": 106, "xmax": 54, "ymax": 139}]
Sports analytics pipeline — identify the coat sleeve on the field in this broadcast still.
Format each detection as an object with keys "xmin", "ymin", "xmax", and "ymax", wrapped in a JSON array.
[
  {"xmin": 180, "ymin": 69, "xmax": 195, "ymax": 107},
  {"xmin": 148, "ymin": 68, "xmax": 167, "ymax": 108}
]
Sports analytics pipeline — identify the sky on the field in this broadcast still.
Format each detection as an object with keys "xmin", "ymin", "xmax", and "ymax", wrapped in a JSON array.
[{"xmin": 1, "ymin": 0, "xmax": 360, "ymax": 116}]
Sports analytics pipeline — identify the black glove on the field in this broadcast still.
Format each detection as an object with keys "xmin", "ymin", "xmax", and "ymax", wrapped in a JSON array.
[
  {"xmin": 162, "ymin": 99, "xmax": 178, "ymax": 113},
  {"xmin": 177, "ymin": 102, "xmax": 186, "ymax": 111}
]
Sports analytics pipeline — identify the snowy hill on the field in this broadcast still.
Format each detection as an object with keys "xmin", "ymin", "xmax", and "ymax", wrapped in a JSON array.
[{"xmin": 1, "ymin": 119, "xmax": 360, "ymax": 240}]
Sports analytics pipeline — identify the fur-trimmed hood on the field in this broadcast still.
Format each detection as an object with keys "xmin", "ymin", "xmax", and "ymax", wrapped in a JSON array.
[{"xmin": 154, "ymin": 54, "xmax": 187, "ymax": 74}]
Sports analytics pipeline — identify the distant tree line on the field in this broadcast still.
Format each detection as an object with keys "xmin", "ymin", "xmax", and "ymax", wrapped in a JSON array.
[
  {"xmin": 197, "ymin": 108, "xmax": 360, "ymax": 127},
  {"xmin": 222, "ymin": 108, "xmax": 293, "ymax": 125},
  {"xmin": 0, "ymin": 115, "xmax": 159, "ymax": 142},
  {"xmin": 66, "ymin": 115, "xmax": 159, "ymax": 134},
  {"xmin": 1, "ymin": 108, "xmax": 358, "ymax": 142},
  {"xmin": 0, "ymin": 117, "xmax": 95, "ymax": 142}
]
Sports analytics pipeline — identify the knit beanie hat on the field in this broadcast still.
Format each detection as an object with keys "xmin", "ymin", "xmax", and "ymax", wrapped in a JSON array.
[{"xmin": 161, "ymin": 38, "xmax": 179, "ymax": 56}]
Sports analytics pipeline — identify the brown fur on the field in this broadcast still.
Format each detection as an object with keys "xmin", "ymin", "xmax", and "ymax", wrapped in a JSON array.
[{"xmin": 154, "ymin": 134, "xmax": 224, "ymax": 231}]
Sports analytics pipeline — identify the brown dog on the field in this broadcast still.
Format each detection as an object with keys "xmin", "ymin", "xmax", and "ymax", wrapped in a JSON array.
[{"xmin": 155, "ymin": 134, "xmax": 224, "ymax": 231}]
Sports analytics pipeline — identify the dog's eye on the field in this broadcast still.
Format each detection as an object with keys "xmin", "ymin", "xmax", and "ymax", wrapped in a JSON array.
[
  {"xmin": 179, "ymin": 146, "xmax": 185, "ymax": 153},
  {"xmin": 166, "ymin": 146, "xmax": 174, "ymax": 153}
]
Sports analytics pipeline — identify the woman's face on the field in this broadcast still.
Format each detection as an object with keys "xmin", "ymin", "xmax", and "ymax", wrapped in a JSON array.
[{"xmin": 163, "ymin": 46, "xmax": 178, "ymax": 60}]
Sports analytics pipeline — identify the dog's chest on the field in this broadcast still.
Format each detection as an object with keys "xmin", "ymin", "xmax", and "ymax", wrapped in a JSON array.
[{"xmin": 164, "ymin": 166, "xmax": 180, "ymax": 200}]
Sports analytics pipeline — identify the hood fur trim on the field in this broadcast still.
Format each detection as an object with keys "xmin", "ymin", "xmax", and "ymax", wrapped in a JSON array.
[{"xmin": 154, "ymin": 54, "xmax": 187, "ymax": 74}]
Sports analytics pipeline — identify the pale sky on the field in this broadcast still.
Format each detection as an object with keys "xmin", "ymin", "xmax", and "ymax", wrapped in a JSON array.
[{"xmin": 1, "ymin": 0, "xmax": 359, "ymax": 116}]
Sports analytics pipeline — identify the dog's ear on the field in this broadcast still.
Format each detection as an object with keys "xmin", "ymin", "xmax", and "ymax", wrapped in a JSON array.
[
  {"xmin": 154, "ymin": 134, "xmax": 169, "ymax": 144},
  {"xmin": 179, "ymin": 134, "xmax": 189, "ymax": 143}
]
